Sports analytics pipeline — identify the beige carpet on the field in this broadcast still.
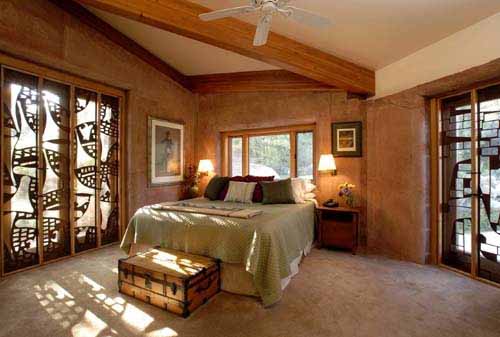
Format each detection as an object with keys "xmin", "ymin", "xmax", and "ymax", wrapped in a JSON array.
[{"xmin": 1, "ymin": 247, "xmax": 500, "ymax": 337}]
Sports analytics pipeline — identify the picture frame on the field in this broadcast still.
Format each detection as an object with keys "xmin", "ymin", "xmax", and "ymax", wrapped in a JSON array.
[
  {"xmin": 148, "ymin": 116, "xmax": 184, "ymax": 186},
  {"xmin": 332, "ymin": 121, "xmax": 362, "ymax": 157}
]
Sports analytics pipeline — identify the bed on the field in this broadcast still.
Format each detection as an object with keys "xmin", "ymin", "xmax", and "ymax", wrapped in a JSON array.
[{"xmin": 121, "ymin": 198, "xmax": 315, "ymax": 306}]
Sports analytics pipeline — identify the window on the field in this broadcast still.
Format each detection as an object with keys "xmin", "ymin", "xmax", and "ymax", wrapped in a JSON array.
[
  {"xmin": 229, "ymin": 137, "xmax": 243, "ymax": 176},
  {"xmin": 222, "ymin": 125, "xmax": 315, "ymax": 180},
  {"xmin": 297, "ymin": 132, "xmax": 314, "ymax": 180},
  {"xmin": 0, "ymin": 61, "xmax": 125, "ymax": 275},
  {"xmin": 249, "ymin": 134, "xmax": 291, "ymax": 178}
]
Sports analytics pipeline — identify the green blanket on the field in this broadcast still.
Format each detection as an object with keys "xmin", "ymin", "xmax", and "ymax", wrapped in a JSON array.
[{"xmin": 121, "ymin": 198, "xmax": 315, "ymax": 306}]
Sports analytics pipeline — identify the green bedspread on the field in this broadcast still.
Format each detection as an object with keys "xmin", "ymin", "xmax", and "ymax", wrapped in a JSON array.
[{"xmin": 121, "ymin": 198, "xmax": 315, "ymax": 306}]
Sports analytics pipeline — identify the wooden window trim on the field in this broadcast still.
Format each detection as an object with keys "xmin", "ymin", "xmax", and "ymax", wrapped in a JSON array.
[
  {"xmin": 0, "ymin": 53, "xmax": 127, "ymax": 277},
  {"xmin": 222, "ymin": 124, "xmax": 316, "ymax": 180}
]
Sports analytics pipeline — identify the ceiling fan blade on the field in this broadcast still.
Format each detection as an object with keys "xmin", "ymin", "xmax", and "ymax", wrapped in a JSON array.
[
  {"xmin": 199, "ymin": 6, "xmax": 257, "ymax": 21},
  {"xmin": 277, "ymin": 0, "xmax": 292, "ymax": 7},
  {"xmin": 253, "ymin": 14, "xmax": 272, "ymax": 46},
  {"xmin": 285, "ymin": 6, "xmax": 331, "ymax": 28}
]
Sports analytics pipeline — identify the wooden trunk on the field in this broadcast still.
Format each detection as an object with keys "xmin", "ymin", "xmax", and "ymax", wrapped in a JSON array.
[{"xmin": 118, "ymin": 248, "xmax": 220, "ymax": 318}]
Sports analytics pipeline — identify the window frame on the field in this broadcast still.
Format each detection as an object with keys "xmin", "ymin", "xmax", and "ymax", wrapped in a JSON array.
[{"xmin": 221, "ymin": 124, "xmax": 316, "ymax": 181}]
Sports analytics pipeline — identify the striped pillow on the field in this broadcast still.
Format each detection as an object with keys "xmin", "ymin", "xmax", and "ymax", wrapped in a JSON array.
[{"xmin": 224, "ymin": 181, "xmax": 257, "ymax": 203}]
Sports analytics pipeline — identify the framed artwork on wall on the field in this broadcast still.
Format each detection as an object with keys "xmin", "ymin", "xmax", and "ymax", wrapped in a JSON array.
[
  {"xmin": 148, "ymin": 116, "xmax": 184, "ymax": 186},
  {"xmin": 332, "ymin": 121, "xmax": 362, "ymax": 157}
]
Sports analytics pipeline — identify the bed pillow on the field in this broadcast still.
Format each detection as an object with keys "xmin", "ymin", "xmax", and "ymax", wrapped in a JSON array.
[
  {"xmin": 304, "ymin": 180, "xmax": 317, "ymax": 193},
  {"xmin": 260, "ymin": 179, "xmax": 295, "ymax": 205},
  {"xmin": 245, "ymin": 175, "xmax": 274, "ymax": 202},
  {"xmin": 291, "ymin": 178, "xmax": 306, "ymax": 204},
  {"xmin": 224, "ymin": 181, "xmax": 257, "ymax": 203},
  {"xmin": 304, "ymin": 192, "xmax": 316, "ymax": 200},
  {"xmin": 204, "ymin": 176, "xmax": 230, "ymax": 200},
  {"xmin": 218, "ymin": 175, "xmax": 274, "ymax": 201},
  {"xmin": 218, "ymin": 176, "xmax": 246, "ymax": 200}
]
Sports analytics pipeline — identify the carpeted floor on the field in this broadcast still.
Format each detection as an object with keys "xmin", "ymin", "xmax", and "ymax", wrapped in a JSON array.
[{"xmin": 1, "ymin": 247, "xmax": 500, "ymax": 337}]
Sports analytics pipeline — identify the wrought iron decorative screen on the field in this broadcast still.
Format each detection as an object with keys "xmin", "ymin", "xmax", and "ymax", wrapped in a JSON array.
[
  {"xmin": 2, "ymin": 69, "xmax": 41, "ymax": 272},
  {"xmin": 1, "ymin": 67, "xmax": 122, "ymax": 274},
  {"xmin": 440, "ymin": 84, "xmax": 500, "ymax": 284},
  {"xmin": 477, "ymin": 84, "xmax": 500, "ymax": 283},
  {"xmin": 99, "ymin": 95, "xmax": 119, "ymax": 246},
  {"xmin": 441, "ymin": 94, "xmax": 472, "ymax": 273}
]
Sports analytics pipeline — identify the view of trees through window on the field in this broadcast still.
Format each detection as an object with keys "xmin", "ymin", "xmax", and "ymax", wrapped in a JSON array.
[
  {"xmin": 227, "ymin": 128, "xmax": 314, "ymax": 180},
  {"xmin": 250, "ymin": 134, "xmax": 291, "ymax": 178},
  {"xmin": 230, "ymin": 137, "xmax": 243, "ymax": 176},
  {"xmin": 297, "ymin": 132, "xmax": 314, "ymax": 180}
]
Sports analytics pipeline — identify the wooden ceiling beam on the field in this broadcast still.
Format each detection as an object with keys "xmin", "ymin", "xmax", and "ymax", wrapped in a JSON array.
[
  {"xmin": 75, "ymin": 0, "xmax": 375, "ymax": 96},
  {"xmin": 50, "ymin": 0, "xmax": 192, "ymax": 90},
  {"xmin": 189, "ymin": 70, "xmax": 337, "ymax": 94}
]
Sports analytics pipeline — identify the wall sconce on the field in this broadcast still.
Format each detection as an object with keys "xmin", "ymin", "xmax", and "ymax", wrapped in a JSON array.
[
  {"xmin": 197, "ymin": 159, "xmax": 214, "ymax": 176},
  {"xmin": 318, "ymin": 154, "xmax": 337, "ymax": 176}
]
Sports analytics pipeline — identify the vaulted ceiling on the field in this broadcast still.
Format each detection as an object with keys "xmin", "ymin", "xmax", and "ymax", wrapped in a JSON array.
[
  {"xmin": 89, "ymin": 0, "xmax": 500, "ymax": 73},
  {"xmin": 79, "ymin": 0, "xmax": 500, "ymax": 95}
]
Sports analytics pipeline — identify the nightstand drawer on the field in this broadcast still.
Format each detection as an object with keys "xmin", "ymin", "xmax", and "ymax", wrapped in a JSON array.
[
  {"xmin": 321, "ymin": 220, "xmax": 355, "ymax": 249},
  {"xmin": 316, "ymin": 206, "xmax": 359, "ymax": 253}
]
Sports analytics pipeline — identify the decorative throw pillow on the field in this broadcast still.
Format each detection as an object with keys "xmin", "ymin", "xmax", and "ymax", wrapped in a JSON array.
[
  {"xmin": 291, "ymin": 178, "xmax": 306, "ymax": 204},
  {"xmin": 245, "ymin": 175, "xmax": 274, "ymax": 202},
  {"xmin": 218, "ymin": 175, "xmax": 274, "ymax": 201},
  {"xmin": 260, "ymin": 179, "xmax": 296, "ymax": 205},
  {"xmin": 218, "ymin": 176, "xmax": 246, "ymax": 200},
  {"xmin": 204, "ymin": 176, "xmax": 230, "ymax": 200},
  {"xmin": 224, "ymin": 181, "xmax": 257, "ymax": 203}
]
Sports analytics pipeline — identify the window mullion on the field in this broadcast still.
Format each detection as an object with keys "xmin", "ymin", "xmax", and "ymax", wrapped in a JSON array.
[
  {"xmin": 69, "ymin": 86, "xmax": 76, "ymax": 256},
  {"xmin": 36, "ymin": 77, "xmax": 44, "ymax": 265},
  {"xmin": 96, "ymin": 93, "xmax": 102, "ymax": 249},
  {"xmin": 471, "ymin": 89, "xmax": 479, "ymax": 278},
  {"xmin": 0, "ymin": 67, "xmax": 3, "ymax": 276},
  {"xmin": 243, "ymin": 135, "xmax": 249, "ymax": 176},
  {"xmin": 290, "ymin": 131, "xmax": 297, "ymax": 178}
]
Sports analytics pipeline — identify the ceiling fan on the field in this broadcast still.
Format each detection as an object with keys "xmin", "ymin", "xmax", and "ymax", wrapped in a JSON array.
[{"xmin": 199, "ymin": 0, "xmax": 331, "ymax": 47}]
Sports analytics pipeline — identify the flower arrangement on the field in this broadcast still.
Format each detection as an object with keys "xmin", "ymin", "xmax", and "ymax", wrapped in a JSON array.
[
  {"xmin": 338, "ymin": 182, "xmax": 356, "ymax": 208},
  {"xmin": 183, "ymin": 164, "xmax": 200, "ymax": 199}
]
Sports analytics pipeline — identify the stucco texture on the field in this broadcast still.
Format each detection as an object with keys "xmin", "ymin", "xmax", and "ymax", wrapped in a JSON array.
[
  {"xmin": 196, "ymin": 91, "xmax": 368, "ymax": 246},
  {"xmin": 0, "ymin": 0, "xmax": 197, "ymax": 220}
]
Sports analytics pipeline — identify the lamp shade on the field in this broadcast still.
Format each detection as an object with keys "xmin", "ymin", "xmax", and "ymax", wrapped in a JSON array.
[
  {"xmin": 197, "ymin": 159, "xmax": 214, "ymax": 174},
  {"xmin": 318, "ymin": 154, "xmax": 336, "ymax": 173}
]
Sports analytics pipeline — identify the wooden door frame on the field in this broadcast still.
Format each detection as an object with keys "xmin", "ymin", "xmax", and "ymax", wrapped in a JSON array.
[
  {"xmin": 430, "ymin": 83, "xmax": 500, "ymax": 290},
  {"xmin": 0, "ymin": 52, "xmax": 128, "ymax": 277}
]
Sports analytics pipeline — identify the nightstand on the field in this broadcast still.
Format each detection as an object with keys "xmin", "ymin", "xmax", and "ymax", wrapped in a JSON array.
[{"xmin": 316, "ymin": 206, "xmax": 360, "ymax": 254}]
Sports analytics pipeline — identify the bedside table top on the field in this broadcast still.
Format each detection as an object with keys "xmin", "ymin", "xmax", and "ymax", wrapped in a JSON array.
[{"xmin": 316, "ymin": 206, "xmax": 360, "ymax": 214}]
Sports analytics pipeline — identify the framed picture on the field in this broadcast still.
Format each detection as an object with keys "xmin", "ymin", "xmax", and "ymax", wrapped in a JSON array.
[
  {"xmin": 332, "ymin": 121, "xmax": 362, "ymax": 157},
  {"xmin": 148, "ymin": 116, "xmax": 184, "ymax": 186}
]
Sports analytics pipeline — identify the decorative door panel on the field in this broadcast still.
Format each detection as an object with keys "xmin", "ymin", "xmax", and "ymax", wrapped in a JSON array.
[
  {"xmin": 41, "ymin": 80, "xmax": 71, "ymax": 261},
  {"xmin": 99, "ymin": 95, "xmax": 119, "ymax": 245},
  {"xmin": 1, "ymin": 63, "xmax": 123, "ymax": 276},
  {"xmin": 441, "ymin": 93, "xmax": 472, "ymax": 273},
  {"xmin": 2, "ymin": 69, "xmax": 41, "ymax": 272},
  {"xmin": 477, "ymin": 84, "xmax": 500, "ymax": 283},
  {"xmin": 73, "ymin": 88, "xmax": 98, "ymax": 253}
]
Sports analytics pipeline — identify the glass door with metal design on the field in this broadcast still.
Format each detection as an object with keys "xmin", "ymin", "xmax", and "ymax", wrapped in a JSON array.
[
  {"xmin": 1, "ymin": 66, "xmax": 123, "ymax": 275},
  {"xmin": 439, "ymin": 84, "xmax": 500, "ymax": 284}
]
